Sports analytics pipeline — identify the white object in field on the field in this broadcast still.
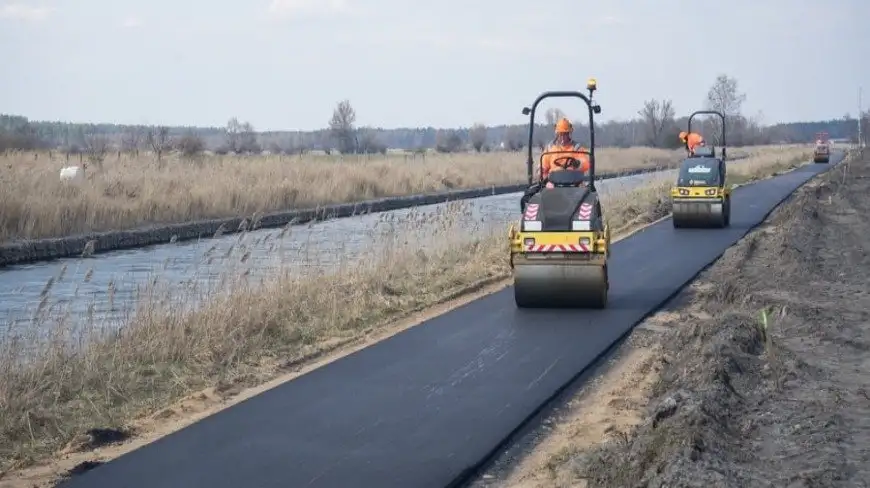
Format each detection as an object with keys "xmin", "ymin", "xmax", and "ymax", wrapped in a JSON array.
[{"xmin": 59, "ymin": 165, "xmax": 86, "ymax": 184}]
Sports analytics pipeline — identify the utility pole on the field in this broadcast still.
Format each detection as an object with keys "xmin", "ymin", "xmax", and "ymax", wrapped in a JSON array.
[{"xmin": 859, "ymin": 87, "xmax": 864, "ymax": 148}]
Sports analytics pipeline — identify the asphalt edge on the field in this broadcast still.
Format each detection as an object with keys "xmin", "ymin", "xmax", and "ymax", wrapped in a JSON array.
[
  {"xmin": 0, "ymin": 165, "xmax": 677, "ymax": 268},
  {"xmin": 445, "ymin": 149, "xmax": 852, "ymax": 488}
]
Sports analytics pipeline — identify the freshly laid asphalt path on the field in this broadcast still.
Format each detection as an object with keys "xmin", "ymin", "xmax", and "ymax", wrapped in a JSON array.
[{"xmin": 60, "ymin": 152, "xmax": 845, "ymax": 488}]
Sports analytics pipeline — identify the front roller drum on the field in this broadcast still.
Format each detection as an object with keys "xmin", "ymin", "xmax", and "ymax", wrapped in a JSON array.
[
  {"xmin": 672, "ymin": 199, "xmax": 729, "ymax": 228},
  {"xmin": 514, "ymin": 263, "xmax": 608, "ymax": 309}
]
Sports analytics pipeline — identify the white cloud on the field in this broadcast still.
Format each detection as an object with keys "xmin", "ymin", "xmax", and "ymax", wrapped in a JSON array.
[
  {"xmin": 267, "ymin": 0, "xmax": 354, "ymax": 18},
  {"xmin": 120, "ymin": 16, "xmax": 143, "ymax": 28},
  {"xmin": 0, "ymin": 3, "xmax": 54, "ymax": 21}
]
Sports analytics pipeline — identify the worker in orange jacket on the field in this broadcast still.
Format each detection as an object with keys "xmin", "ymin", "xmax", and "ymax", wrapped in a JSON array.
[
  {"xmin": 520, "ymin": 118, "xmax": 590, "ymax": 211},
  {"xmin": 679, "ymin": 131, "xmax": 705, "ymax": 155},
  {"xmin": 541, "ymin": 118, "xmax": 590, "ymax": 181}
]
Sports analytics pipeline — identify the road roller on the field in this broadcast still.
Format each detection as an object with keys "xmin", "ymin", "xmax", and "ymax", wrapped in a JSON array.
[
  {"xmin": 671, "ymin": 110, "xmax": 731, "ymax": 229},
  {"xmin": 509, "ymin": 80, "xmax": 611, "ymax": 309},
  {"xmin": 813, "ymin": 134, "xmax": 831, "ymax": 163},
  {"xmin": 813, "ymin": 143, "xmax": 830, "ymax": 163}
]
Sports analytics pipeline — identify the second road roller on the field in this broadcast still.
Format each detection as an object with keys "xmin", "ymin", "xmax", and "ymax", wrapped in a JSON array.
[
  {"xmin": 509, "ymin": 79, "xmax": 611, "ymax": 309},
  {"xmin": 813, "ymin": 131, "xmax": 831, "ymax": 163},
  {"xmin": 671, "ymin": 110, "xmax": 731, "ymax": 229}
]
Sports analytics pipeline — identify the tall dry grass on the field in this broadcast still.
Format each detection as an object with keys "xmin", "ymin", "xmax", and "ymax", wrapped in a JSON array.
[
  {"xmin": 0, "ymin": 145, "xmax": 812, "ymax": 474},
  {"xmin": 0, "ymin": 145, "xmax": 791, "ymax": 242}
]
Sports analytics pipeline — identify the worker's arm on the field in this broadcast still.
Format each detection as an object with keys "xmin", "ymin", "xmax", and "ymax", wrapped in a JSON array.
[
  {"xmin": 540, "ymin": 151, "xmax": 552, "ymax": 179},
  {"xmin": 578, "ymin": 153, "xmax": 590, "ymax": 173},
  {"xmin": 567, "ymin": 146, "xmax": 590, "ymax": 172}
]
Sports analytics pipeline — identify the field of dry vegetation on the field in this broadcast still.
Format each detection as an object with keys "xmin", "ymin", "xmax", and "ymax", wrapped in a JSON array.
[
  {"xmin": 0, "ymin": 144, "xmax": 815, "ymax": 484},
  {"xmin": 0, "ymin": 145, "xmax": 799, "ymax": 243}
]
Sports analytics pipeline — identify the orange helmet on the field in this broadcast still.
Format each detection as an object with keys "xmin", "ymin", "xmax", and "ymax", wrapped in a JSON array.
[
  {"xmin": 679, "ymin": 131, "xmax": 688, "ymax": 141},
  {"xmin": 555, "ymin": 118, "xmax": 573, "ymax": 134}
]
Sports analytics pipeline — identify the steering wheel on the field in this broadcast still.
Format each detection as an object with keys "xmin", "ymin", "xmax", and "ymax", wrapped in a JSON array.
[{"xmin": 551, "ymin": 156, "xmax": 584, "ymax": 170}]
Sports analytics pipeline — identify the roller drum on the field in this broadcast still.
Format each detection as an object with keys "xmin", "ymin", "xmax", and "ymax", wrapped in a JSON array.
[
  {"xmin": 513, "ymin": 263, "xmax": 608, "ymax": 308},
  {"xmin": 672, "ymin": 199, "xmax": 726, "ymax": 228}
]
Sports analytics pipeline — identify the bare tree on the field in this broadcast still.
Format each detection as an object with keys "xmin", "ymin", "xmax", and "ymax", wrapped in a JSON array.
[
  {"xmin": 435, "ymin": 130, "xmax": 463, "ymax": 153},
  {"xmin": 225, "ymin": 117, "xmax": 242, "ymax": 153},
  {"xmin": 469, "ymin": 123, "xmax": 487, "ymax": 152},
  {"xmin": 544, "ymin": 108, "xmax": 566, "ymax": 126},
  {"xmin": 504, "ymin": 126, "xmax": 525, "ymax": 151},
  {"xmin": 121, "ymin": 126, "xmax": 144, "ymax": 156},
  {"xmin": 609, "ymin": 122, "xmax": 634, "ymax": 148},
  {"xmin": 638, "ymin": 99, "xmax": 675, "ymax": 147},
  {"xmin": 571, "ymin": 120, "xmax": 590, "ymax": 146},
  {"xmin": 224, "ymin": 118, "xmax": 260, "ymax": 153},
  {"xmin": 147, "ymin": 126, "xmax": 171, "ymax": 161},
  {"xmin": 356, "ymin": 127, "xmax": 386, "ymax": 154},
  {"xmin": 860, "ymin": 110, "xmax": 870, "ymax": 146},
  {"xmin": 533, "ymin": 124, "xmax": 549, "ymax": 151},
  {"xmin": 706, "ymin": 74, "xmax": 746, "ymax": 116},
  {"xmin": 82, "ymin": 126, "xmax": 109, "ymax": 168},
  {"xmin": 859, "ymin": 111, "xmax": 867, "ymax": 146},
  {"xmin": 742, "ymin": 111, "xmax": 767, "ymax": 145},
  {"xmin": 177, "ymin": 130, "xmax": 205, "ymax": 158},
  {"xmin": 705, "ymin": 74, "xmax": 746, "ymax": 144},
  {"xmin": 329, "ymin": 100, "xmax": 357, "ymax": 154},
  {"xmin": 238, "ymin": 121, "xmax": 259, "ymax": 153}
]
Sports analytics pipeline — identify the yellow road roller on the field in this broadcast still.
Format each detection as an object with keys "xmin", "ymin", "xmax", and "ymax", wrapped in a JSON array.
[
  {"xmin": 671, "ymin": 110, "xmax": 731, "ymax": 229},
  {"xmin": 813, "ymin": 131, "xmax": 830, "ymax": 163},
  {"xmin": 509, "ymin": 80, "xmax": 611, "ymax": 308},
  {"xmin": 813, "ymin": 144, "xmax": 831, "ymax": 163}
]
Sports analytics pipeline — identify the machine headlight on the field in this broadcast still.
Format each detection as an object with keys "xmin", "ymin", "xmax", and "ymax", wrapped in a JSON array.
[
  {"xmin": 523, "ymin": 238, "xmax": 535, "ymax": 247},
  {"xmin": 679, "ymin": 188, "xmax": 689, "ymax": 196},
  {"xmin": 579, "ymin": 237, "xmax": 591, "ymax": 246},
  {"xmin": 705, "ymin": 188, "xmax": 717, "ymax": 196}
]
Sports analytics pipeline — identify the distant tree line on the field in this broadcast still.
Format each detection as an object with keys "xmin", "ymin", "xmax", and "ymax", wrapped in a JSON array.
[{"xmin": 1, "ymin": 75, "xmax": 864, "ymax": 158}]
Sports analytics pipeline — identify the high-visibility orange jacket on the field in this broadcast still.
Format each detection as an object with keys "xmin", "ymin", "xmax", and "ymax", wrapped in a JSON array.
[
  {"xmin": 687, "ymin": 132, "xmax": 704, "ymax": 153},
  {"xmin": 541, "ymin": 143, "xmax": 590, "ymax": 180},
  {"xmin": 679, "ymin": 131, "xmax": 705, "ymax": 153}
]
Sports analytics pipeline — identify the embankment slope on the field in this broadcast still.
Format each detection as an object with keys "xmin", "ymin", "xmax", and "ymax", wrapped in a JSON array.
[
  {"xmin": 0, "ymin": 168, "xmax": 657, "ymax": 267},
  {"xmin": 566, "ymin": 152, "xmax": 870, "ymax": 486}
]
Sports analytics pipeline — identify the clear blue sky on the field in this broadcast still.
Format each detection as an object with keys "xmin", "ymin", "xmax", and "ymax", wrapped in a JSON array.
[{"xmin": 1, "ymin": 0, "xmax": 867, "ymax": 130}]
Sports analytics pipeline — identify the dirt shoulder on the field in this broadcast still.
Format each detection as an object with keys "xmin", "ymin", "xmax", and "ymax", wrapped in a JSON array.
[{"xmin": 477, "ymin": 151, "xmax": 869, "ymax": 487}]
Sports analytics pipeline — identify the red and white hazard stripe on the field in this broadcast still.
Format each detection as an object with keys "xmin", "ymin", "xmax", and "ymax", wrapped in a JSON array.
[
  {"xmin": 524, "ymin": 203, "xmax": 539, "ymax": 221},
  {"xmin": 576, "ymin": 203, "xmax": 593, "ymax": 220},
  {"xmin": 524, "ymin": 243, "xmax": 590, "ymax": 253}
]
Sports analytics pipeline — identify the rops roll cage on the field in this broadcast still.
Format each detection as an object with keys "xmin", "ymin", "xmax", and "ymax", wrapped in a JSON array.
[
  {"xmin": 521, "ymin": 79, "xmax": 602, "ymax": 190},
  {"xmin": 687, "ymin": 110, "xmax": 727, "ymax": 160}
]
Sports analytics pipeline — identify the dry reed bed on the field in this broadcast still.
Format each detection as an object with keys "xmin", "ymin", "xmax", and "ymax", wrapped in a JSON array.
[
  {"xmin": 0, "ymin": 145, "xmax": 788, "ymax": 242},
  {"xmin": 0, "ymin": 145, "xmax": 812, "ymax": 473}
]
